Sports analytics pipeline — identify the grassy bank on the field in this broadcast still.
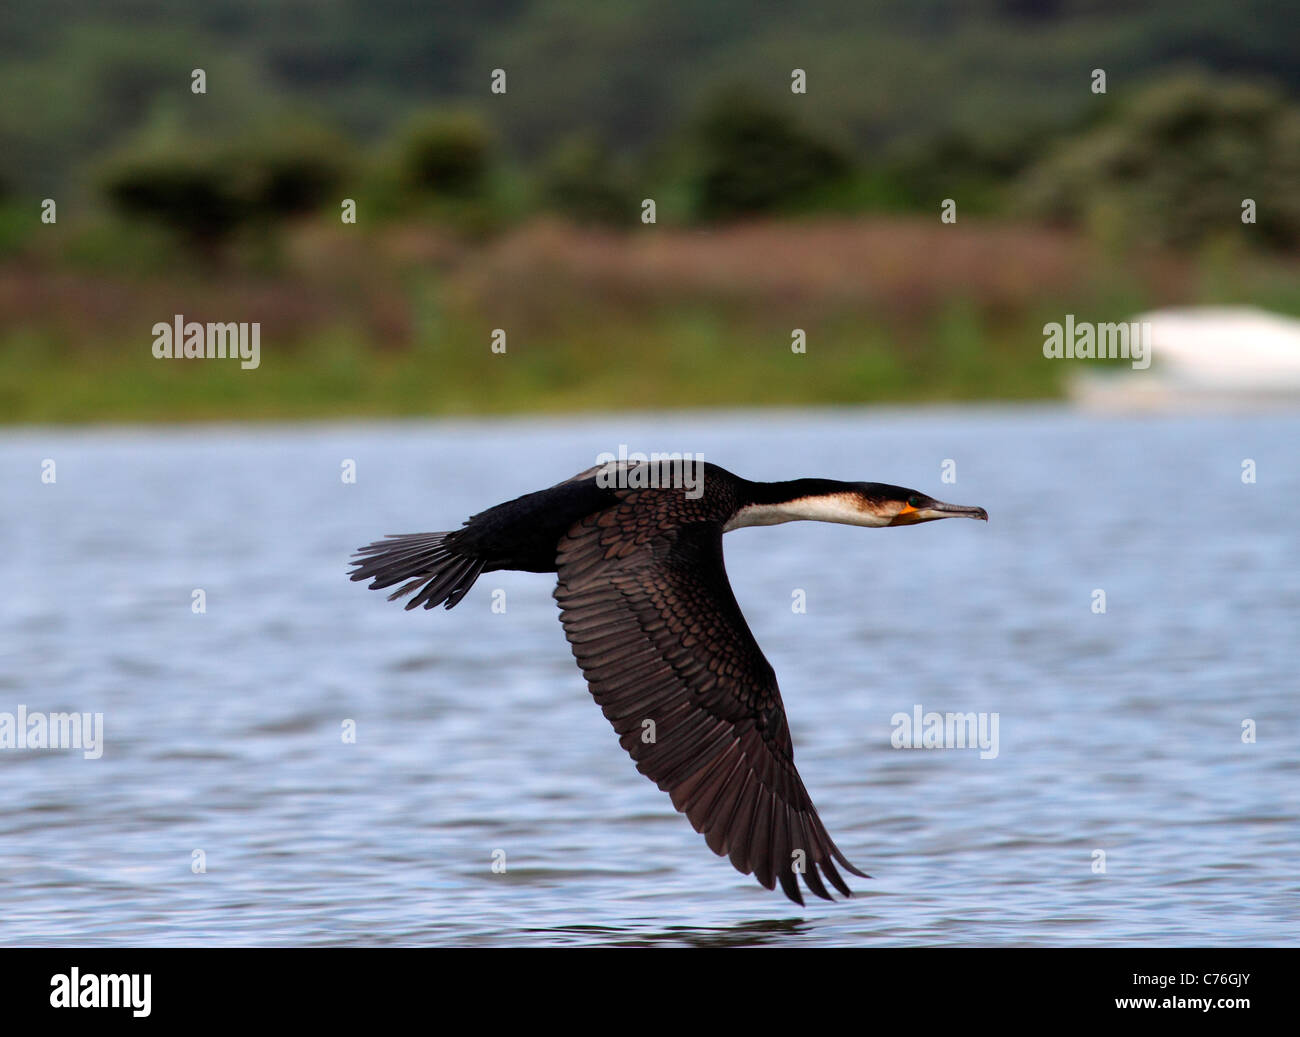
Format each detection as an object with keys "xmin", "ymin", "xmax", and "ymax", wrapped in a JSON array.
[{"xmin": 3, "ymin": 217, "xmax": 1297, "ymax": 423}]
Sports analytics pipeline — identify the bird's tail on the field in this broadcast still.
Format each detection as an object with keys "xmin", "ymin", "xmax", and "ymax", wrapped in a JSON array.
[{"xmin": 349, "ymin": 532, "xmax": 486, "ymax": 610}]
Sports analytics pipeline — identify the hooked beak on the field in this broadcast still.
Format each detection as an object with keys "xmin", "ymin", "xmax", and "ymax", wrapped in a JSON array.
[{"xmin": 888, "ymin": 499, "xmax": 989, "ymax": 526}]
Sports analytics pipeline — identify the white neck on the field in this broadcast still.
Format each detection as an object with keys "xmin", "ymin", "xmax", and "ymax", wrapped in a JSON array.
[{"xmin": 723, "ymin": 493, "xmax": 888, "ymax": 531}]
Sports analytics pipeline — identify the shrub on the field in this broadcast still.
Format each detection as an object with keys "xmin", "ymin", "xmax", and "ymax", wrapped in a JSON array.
[
  {"xmin": 537, "ymin": 135, "xmax": 637, "ymax": 226},
  {"xmin": 399, "ymin": 111, "xmax": 493, "ymax": 197},
  {"xmin": 1018, "ymin": 73, "xmax": 1300, "ymax": 250},
  {"xmin": 688, "ymin": 90, "xmax": 852, "ymax": 221}
]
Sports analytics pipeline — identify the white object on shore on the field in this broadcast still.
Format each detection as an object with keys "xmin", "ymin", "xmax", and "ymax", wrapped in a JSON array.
[{"xmin": 1069, "ymin": 306, "xmax": 1300, "ymax": 411}]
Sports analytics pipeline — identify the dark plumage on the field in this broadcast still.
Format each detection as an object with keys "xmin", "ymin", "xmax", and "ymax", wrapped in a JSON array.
[{"xmin": 350, "ymin": 460, "xmax": 987, "ymax": 904}]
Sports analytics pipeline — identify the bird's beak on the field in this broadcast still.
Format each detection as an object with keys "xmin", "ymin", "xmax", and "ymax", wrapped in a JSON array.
[{"xmin": 889, "ymin": 500, "xmax": 989, "ymax": 526}]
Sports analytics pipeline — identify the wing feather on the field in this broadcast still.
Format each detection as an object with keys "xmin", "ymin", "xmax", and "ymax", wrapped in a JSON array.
[{"xmin": 554, "ymin": 497, "xmax": 866, "ymax": 903}]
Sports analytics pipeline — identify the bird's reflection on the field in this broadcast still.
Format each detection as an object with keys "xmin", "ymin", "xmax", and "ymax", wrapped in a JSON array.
[{"xmin": 530, "ymin": 916, "xmax": 811, "ymax": 947}]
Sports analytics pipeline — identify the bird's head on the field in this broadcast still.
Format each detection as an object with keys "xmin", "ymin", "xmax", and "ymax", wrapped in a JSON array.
[
  {"xmin": 726, "ymin": 479, "xmax": 989, "ymax": 531},
  {"xmin": 857, "ymin": 483, "xmax": 989, "ymax": 527}
]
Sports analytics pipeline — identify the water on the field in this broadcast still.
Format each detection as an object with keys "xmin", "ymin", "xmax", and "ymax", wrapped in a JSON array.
[{"xmin": 2, "ymin": 408, "xmax": 1297, "ymax": 946}]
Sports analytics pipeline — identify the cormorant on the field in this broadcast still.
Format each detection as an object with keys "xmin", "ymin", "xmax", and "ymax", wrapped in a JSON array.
[{"xmin": 350, "ymin": 460, "xmax": 987, "ymax": 904}]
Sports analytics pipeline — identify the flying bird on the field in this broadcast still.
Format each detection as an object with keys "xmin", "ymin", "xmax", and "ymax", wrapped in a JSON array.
[{"xmin": 350, "ymin": 460, "xmax": 987, "ymax": 904}]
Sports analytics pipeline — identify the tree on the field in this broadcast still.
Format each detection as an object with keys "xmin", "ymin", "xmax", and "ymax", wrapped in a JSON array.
[
  {"xmin": 537, "ymin": 134, "xmax": 636, "ymax": 226},
  {"xmin": 99, "ymin": 125, "xmax": 348, "ymax": 257},
  {"xmin": 100, "ymin": 145, "xmax": 246, "ymax": 257},
  {"xmin": 238, "ymin": 126, "xmax": 349, "ymax": 220},
  {"xmin": 1018, "ymin": 73, "xmax": 1300, "ymax": 250},
  {"xmin": 688, "ymin": 90, "xmax": 852, "ymax": 222},
  {"xmin": 399, "ymin": 111, "xmax": 494, "ymax": 197}
]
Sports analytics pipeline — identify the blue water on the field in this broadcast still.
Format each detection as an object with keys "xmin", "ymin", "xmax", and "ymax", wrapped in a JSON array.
[{"xmin": 2, "ymin": 408, "xmax": 1297, "ymax": 945}]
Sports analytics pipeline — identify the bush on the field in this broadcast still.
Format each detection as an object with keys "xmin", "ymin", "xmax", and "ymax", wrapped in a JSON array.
[
  {"xmin": 237, "ymin": 127, "xmax": 349, "ymax": 219},
  {"xmin": 887, "ymin": 126, "xmax": 1047, "ymax": 214},
  {"xmin": 688, "ymin": 90, "xmax": 852, "ymax": 221},
  {"xmin": 1018, "ymin": 73, "xmax": 1300, "ymax": 250},
  {"xmin": 537, "ymin": 135, "xmax": 637, "ymax": 226},
  {"xmin": 100, "ymin": 146, "xmax": 246, "ymax": 253},
  {"xmin": 399, "ymin": 111, "xmax": 493, "ymax": 197},
  {"xmin": 98, "ymin": 126, "xmax": 349, "ymax": 255}
]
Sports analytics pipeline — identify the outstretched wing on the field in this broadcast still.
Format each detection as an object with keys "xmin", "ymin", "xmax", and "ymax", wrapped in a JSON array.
[{"xmin": 554, "ymin": 497, "xmax": 866, "ymax": 904}]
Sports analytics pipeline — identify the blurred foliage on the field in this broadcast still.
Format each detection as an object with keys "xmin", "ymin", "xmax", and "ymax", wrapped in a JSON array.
[
  {"xmin": 4, "ymin": 0, "xmax": 1300, "ymax": 423},
  {"xmin": 0, "ymin": 22, "xmax": 282, "ymax": 199},
  {"xmin": 5, "ymin": 1, "xmax": 1299, "ymax": 200},
  {"xmin": 98, "ymin": 126, "xmax": 348, "ymax": 255},
  {"xmin": 687, "ymin": 91, "xmax": 852, "ymax": 220},
  {"xmin": 398, "ymin": 111, "xmax": 494, "ymax": 198},
  {"xmin": 244, "ymin": 126, "xmax": 352, "ymax": 218},
  {"xmin": 388, "ymin": 110, "xmax": 517, "ymax": 235},
  {"xmin": 0, "ymin": 1, "xmax": 1292, "ymax": 254},
  {"xmin": 537, "ymin": 135, "xmax": 638, "ymax": 226},
  {"xmin": 1019, "ymin": 74, "xmax": 1300, "ymax": 249},
  {"xmin": 0, "ymin": 64, "xmax": 1283, "ymax": 263},
  {"xmin": 0, "ymin": 202, "xmax": 29, "ymax": 259},
  {"xmin": 888, "ymin": 126, "xmax": 1052, "ymax": 215},
  {"xmin": 99, "ymin": 144, "xmax": 247, "ymax": 253}
]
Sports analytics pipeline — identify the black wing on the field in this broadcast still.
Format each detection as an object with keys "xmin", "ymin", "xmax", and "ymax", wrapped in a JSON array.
[{"xmin": 554, "ymin": 497, "xmax": 867, "ymax": 904}]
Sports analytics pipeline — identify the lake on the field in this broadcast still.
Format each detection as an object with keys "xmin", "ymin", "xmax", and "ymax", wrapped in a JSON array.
[{"xmin": 2, "ymin": 407, "xmax": 1297, "ymax": 946}]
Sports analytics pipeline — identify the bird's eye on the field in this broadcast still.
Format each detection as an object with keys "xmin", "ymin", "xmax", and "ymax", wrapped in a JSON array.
[{"xmin": 907, "ymin": 495, "xmax": 924, "ymax": 508}]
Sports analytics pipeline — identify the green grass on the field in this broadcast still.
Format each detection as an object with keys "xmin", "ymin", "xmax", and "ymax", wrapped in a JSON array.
[
  {"xmin": 0, "ymin": 306, "xmax": 1071, "ymax": 424},
  {"xmin": 6, "ymin": 217, "xmax": 1298, "ymax": 425}
]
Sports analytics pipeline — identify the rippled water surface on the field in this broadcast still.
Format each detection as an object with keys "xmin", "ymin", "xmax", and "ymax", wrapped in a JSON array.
[{"xmin": 2, "ymin": 408, "xmax": 1297, "ymax": 946}]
